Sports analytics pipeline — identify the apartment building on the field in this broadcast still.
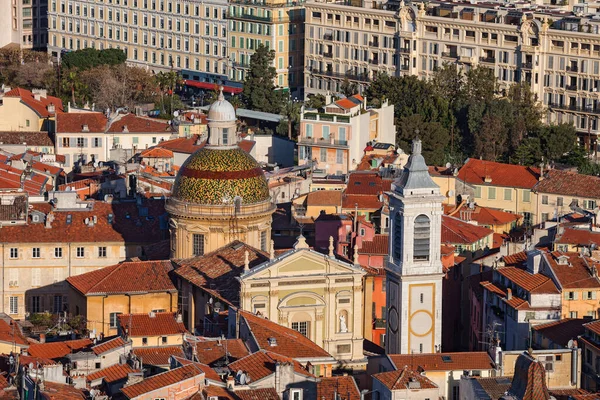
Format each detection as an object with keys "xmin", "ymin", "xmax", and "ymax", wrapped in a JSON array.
[
  {"xmin": 304, "ymin": 1, "xmax": 600, "ymax": 145},
  {"xmin": 47, "ymin": 0, "xmax": 228, "ymax": 85},
  {"xmin": 227, "ymin": 0, "xmax": 305, "ymax": 94},
  {"xmin": 0, "ymin": 0, "xmax": 47, "ymax": 49}
]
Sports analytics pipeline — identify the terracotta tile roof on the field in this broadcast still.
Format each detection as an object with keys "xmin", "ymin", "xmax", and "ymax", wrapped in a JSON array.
[
  {"xmin": 92, "ymin": 336, "xmax": 128, "ymax": 355},
  {"xmin": 170, "ymin": 356, "xmax": 221, "ymax": 381},
  {"xmin": 359, "ymin": 234, "xmax": 388, "ymax": 255},
  {"xmin": 535, "ymin": 169, "xmax": 600, "ymax": 199},
  {"xmin": 227, "ymin": 350, "xmax": 314, "ymax": 382},
  {"xmin": 67, "ymin": 260, "xmax": 176, "ymax": 296},
  {"xmin": 86, "ymin": 363, "xmax": 138, "ymax": 383},
  {"xmin": 194, "ymin": 339, "xmax": 249, "ymax": 366},
  {"xmin": 317, "ymin": 376, "xmax": 361, "ymax": 400},
  {"xmin": 346, "ymin": 173, "xmax": 384, "ymax": 195},
  {"xmin": 0, "ymin": 319, "xmax": 28, "ymax": 346},
  {"xmin": 507, "ymin": 352, "xmax": 550, "ymax": 399},
  {"xmin": 584, "ymin": 320, "xmax": 600, "ymax": 336},
  {"xmin": 154, "ymin": 135, "xmax": 205, "ymax": 154},
  {"xmin": 0, "ymin": 131, "xmax": 54, "ymax": 147},
  {"xmin": 373, "ymin": 367, "xmax": 438, "ymax": 391},
  {"xmin": 29, "ymin": 160, "xmax": 63, "ymax": 176},
  {"xmin": 118, "ymin": 312, "xmax": 187, "ymax": 337},
  {"xmin": 202, "ymin": 385, "xmax": 237, "ymax": 400},
  {"xmin": 240, "ymin": 311, "xmax": 332, "ymax": 359},
  {"xmin": 457, "ymin": 158, "xmax": 540, "ymax": 189},
  {"xmin": 239, "ymin": 139, "xmax": 255, "ymax": 154},
  {"xmin": 532, "ymin": 318, "xmax": 586, "ymax": 347},
  {"xmin": 0, "ymin": 200, "xmax": 167, "ymax": 244},
  {"xmin": 120, "ymin": 364, "xmax": 205, "ymax": 399},
  {"xmin": 550, "ymin": 388, "xmax": 599, "ymax": 400},
  {"xmin": 463, "ymin": 207, "xmax": 522, "ymax": 226},
  {"xmin": 18, "ymin": 354, "xmax": 57, "ymax": 366},
  {"xmin": 543, "ymin": 252, "xmax": 600, "ymax": 289},
  {"xmin": 106, "ymin": 114, "xmax": 173, "ymax": 133},
  {"xmin": 140, "ymin": 147, "xmax": 174, "ymax": 158},
  {"xmin": 474, "ymin": 376, "xmax": 513, "ymax": 399},
  {"xmin": 342, "ymin": 194, "xmax": 383, "ymax": 210},
  {"xmin": 389, "ymin": 352, "xmax": 494, "ymax": 372},
  {"xmin": 174, "ymin": 241, "xmax": 270, "ymax": 305},
  {"xmin": 441, "ymin": 215, "xmax": 494, "ymax": 245},
  {"xmin": 28, "ymin": 339, "xmax": 93, "ymax": 360},
  {"xmin": 497, "ymin": 267, "xmax": 560, "ymax": 294},
  {"xmin": 131, "ymin": 346, "xmax": 185, "ymax": 365},
  {"xmin": 503, "ymin": 251, "xmax": 528, "ymax": 267},
  {"xmin": 236, "ymin": 388, "xmax": 280, "ymax": 400},
  {"xmin": 0, "ymin": 163, "xmax": 50, "ymax": 195},
  {"xmin": 335, "ymin": 98, "xmax": 359, "ymax": 110},
  {"xmin": 39, "ymin": 382, "xmax": 86, "ymax": 400},
  {"xmin": 306, "ymin": 190, "xmax": 342, "ymax": 206},
  {"xmin": 57, "ymin": 178, "xmax": 97, "ymax": 191},
  {"xmin": 4, "ymin": 88, "xmax": 63, "ymax": 117},
  {"xmin": 56, "ymin": 112, "xmax": 107, "ymax": 133},
  {"xmin": 556, "ymin": 228, "xmax": 600, "ymax": 247}
]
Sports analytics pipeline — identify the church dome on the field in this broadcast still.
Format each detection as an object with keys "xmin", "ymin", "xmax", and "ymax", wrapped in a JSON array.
[
  {"xmin": 207, "ymin": 91, "xmax": 236, "ymax": 122},
  {"xmin": 171, "ymin": 146, "xmax": 270, "ymax": 205}
]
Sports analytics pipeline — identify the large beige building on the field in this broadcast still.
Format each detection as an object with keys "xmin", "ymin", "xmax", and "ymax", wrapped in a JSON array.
[
  {"xmin": 226, "ymin": 0, "xmax": 305, "ymax": 94},
  {"xmin": 0, "ymin": 0, "xmax": 47, "ymax": 49},
  {"xmin": 304, "ymin": 1, "xmax": 600, "ymax": 145}
]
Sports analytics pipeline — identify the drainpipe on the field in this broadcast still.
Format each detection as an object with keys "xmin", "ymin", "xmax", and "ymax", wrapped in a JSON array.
[
  {"xmin": 1, "ymin": 243, "xmax": 4, "ymax": 314},
  {"xmin": 101, "ymin": 295, "xmax": 108, "ymax": 337}
]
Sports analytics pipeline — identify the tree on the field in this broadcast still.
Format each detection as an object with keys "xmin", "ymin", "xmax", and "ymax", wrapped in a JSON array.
[
  {"xmin": 396, "ymin": 114, "xmax": 449, "ymax": 166},
  {"xmin": 280, "ymin": 100, "xmax": 301, "ymax": 140},
  {"xmin": 62, "ymin": 48, "xmax": 126, "ymax": 70},
  {"xmin": 505, "ymin": 83, "xmax": 544, "ymax": 152},
  {"xmin": 340, "ymin": 78, "xmax": 358, "ymax": 97},
  {"xmin": 539, "ymin": 123, "xmax": 578, "ymax": 162},
  {"xmin": 305, "ymin": 94, "xmax": 326, "ymax": 109},
  {"xmin": 61, "ymin": 69, "xmax": 88, "ymax": 107},
  {"xmin": 242, "ymin": 44, "xmax": 285, "ymax": 113},
  {"xmin": 474, "ymin": 113, "xmax": 509, "ymax": 161},
  {"xmin": 153, "ymin": 70, "xmax": 183, "ymax": 116}
]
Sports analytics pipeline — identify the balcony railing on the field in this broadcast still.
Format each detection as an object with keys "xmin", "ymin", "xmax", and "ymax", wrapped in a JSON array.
[
  {"xmin": 369, "ymin": 59, "xmax": 379, "ymax": 65},
  {"xmin": 298, "ymin": 136, "xmax": 350, "ymax": 146},
  {"xmin": 522, "ymin": 62, "xmax": 533, "ymax": 69},
  {"xmin": 548, "ymin": 102, "xmax": 600, "ymax": 114},
  {"xmin": 399, "ymin": 48, "xmax": 411, "ymax": 53},
  {"xmin": 442, "ymin": 52, "xmax": 458, "ymax": 59},
  {"xmin": 323, "ymin": 52, "xmax": 333, "ymax": 58},
  {"xmin": 232, "ymin": 61, "xmax": 250, "ymax": 68},
  {"xmin": 565, "ymin": 84, "xmax": 577, "ymax": 91},
  {"xmin": 309, "ymin": 68, "xmax": 370, "ymax": 82},
  {"xmin": 323, "ymin": 34, "xmax": 333, "ymax": 40},
  {"xmin": 369, "ymin": 41, "xmax": 379, "ymax": 47},
  {"xmin": 226, "ymin": 11, "xmax": 271, "ymax": 22},
  {"xmin": 567, "ymin": 65, "xmax": 579, "ymax": 72},
  {"xmin": 479, "ymin": 56, "xmax": 496, "ymax": 63}
]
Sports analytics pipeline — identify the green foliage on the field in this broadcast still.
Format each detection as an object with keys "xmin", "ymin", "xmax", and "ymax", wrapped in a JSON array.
[
  {"xmin": 396, "ymin": 115, "xmax": 449, "ymax": 166},
  {"xmin": 242, "ymin": 44, "xmax": 285, "ymax": 113},
  {"xmin": 280, "ymin": 100, "xmax": 301, "ymax": 140},
  {"xmin": 62, "ymin": 48, "xmax": 126, "ymax": 70},
  {"xmin": 29, "ymin": 313, "xmax": 56, "ymax": 328},
  {"xmin": 340, "ymin": 78, "xmax": 359, "ymax": 97},
  {"xmin": 305, "ymin": 94, "xmax": 326, "ymax": 110}
]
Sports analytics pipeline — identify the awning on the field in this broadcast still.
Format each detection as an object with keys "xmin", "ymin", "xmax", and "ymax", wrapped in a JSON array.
[{"xmin": 184, "ymin": 79, "xmax": 242, "ymax": 94}]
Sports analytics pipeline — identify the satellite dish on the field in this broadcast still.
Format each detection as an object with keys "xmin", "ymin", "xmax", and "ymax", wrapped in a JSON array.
[
  {"xmin": 445, "ymin": 162, "xmax": 452, "ymax": 168},
  {"xmin": 99, "ymin": 162, "xmax": 104, "ymax": 168},
  {"xmin": 239, "ymin": 373, "xmax": 247, "ymax": 385},
  {"xmin": 173, "ymin": 110, "xmax": 180, "ymax": 117},
  {"xmin": 93, "ymin": 162, "xmax": 98, "ymax": 168},
  {"xmin": 236, "ymin": 370, "xmax": 243, "ymax": 378},
  {"xmin": 568, "ymin": 339, "xmax": 574, "ymax": 349},
  {"xmin": 208, "ymin": 298, "xmax": 213, "ymax": 304},
  {"xmin": 29, "ymin": 363, "xmax": 34, "ymax": 369},
  {"xmin": 448, "ymin": 190, "xmax": 455, "ymax": 197}
]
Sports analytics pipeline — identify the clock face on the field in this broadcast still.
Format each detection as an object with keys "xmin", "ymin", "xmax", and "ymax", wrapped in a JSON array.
[{"xmin": 388, "ymin": 306, "xmax": 399, "ymax": 333}]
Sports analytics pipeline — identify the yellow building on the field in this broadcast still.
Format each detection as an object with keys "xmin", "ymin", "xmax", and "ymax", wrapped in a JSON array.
[
  {"xmin": 580, "ymin": 320, "xmax": 600, "ymax": 391},
  {"xmin": 166, "ymin": 90, "xmax": 276, "ymax": 258},
  {"xmin": 292, "ymin": 189, "xmax": 342, "ymax": 219},
  {"xmin": 226, "ymin": 0, "xmax": 304, "ymax": 93},
  {"xmin": 118, "ymin": 312, "xmax": 187, "ymax": 348},
  {"xmin": 66, "ymin": 260, "xmax": 178, "ymax": 337},
  {"xmin": 429, "ymin": 166, "xmax": 457, "ymax": 206},
  {"xmin": 457, "ymin": 158, "xmax": 540, "ymax": 226},
  {"xmin": 0, "ymin": 88, "xmax": 62, "ymax": 132},
  {"xmin": 0, "ymin": 318, "xmax": 29, "ymax": 355}
]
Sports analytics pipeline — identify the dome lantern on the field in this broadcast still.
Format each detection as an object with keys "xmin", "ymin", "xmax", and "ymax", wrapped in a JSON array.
[{"xmin": 207, "ymin": 86, "xmax": 238, "ymax": 148}]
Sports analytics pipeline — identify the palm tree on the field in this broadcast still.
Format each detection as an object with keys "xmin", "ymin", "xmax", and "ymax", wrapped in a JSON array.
[{"xmin": 281, "ymin": 100, "xmax": 301, "ymax": 140}]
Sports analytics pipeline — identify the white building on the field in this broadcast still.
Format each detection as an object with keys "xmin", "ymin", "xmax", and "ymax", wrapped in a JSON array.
[{"xmin": 385, "ymin": 138, "xmax": 445, "ymax": 354}]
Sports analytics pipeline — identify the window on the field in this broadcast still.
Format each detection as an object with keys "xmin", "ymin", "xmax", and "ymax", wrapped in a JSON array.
[
  {"xmin": 488, "ymin": 187, "xmax": 496, "ymax": 200},
  {"xmin": 320, "ymin": 148, "xmax": 327, "ymax": 162},
  {"xmin": 222, "ymin": 128, "xmax": 228, "ymax": 145},
  {"xmin": 142, "ymin": 337, "xmax": 148, "ymax": 345},
  {"xmin": 54, "ymin": 247, "xmax": 62, "ymax": 258},
  {"xmin": 336, "ymin": 150, "xmax": 343, "ymax": 164},
  {"xmin": 9, "ymin": 248, "xmax": 18, "ymax": 259},
  {"xmin": 98, "ymin": 247, "xmax": 107, "ymax": 258},
  {"xmin": 585, "ymin": 291, "xmax": 596, "ymax": 300},
  {"xmin": 570, "ymin": 311, "xmax": 578, "ymax": 318},
  {"xmin": 161, "ymin": 336, "xmax": 168, "ymax": 344},
  {"xmin": 109, "ymin": 312, "xmax": 122, "ymax": 328},
  {"xmin": 474, "ymin": 186, "xmax": 481, "ymax": 198},
  {"xmin": 557, "ymin": 197, "xmax": 563, "ymax": 207},
  {"xmin": 542, "ymin": 195, "xmax": 549, "ymax": 205},
  {"xmin": 413, "ymin": 215, "xmax": 430, "ymax": 261},
  {"xmin": 32, "ymin": 248, "xmax": 41, "ymax": 258},
  {"xmin": 305, "ymin": 124, "xmax": 313, "ymax": 138},
  {"xmin": 9, "ymin": 297, "xmax": 18, "ymax": 315},
  {"xmin": 193, "ymin": 234, "xmax": 204, "ymax": 256},
  {"xmin": 31, "ymin": 296, "xmax": 41, "ymax": 313},
  {"xmin": 290, "ymin": 389, "xmax": 303, "ymax": 400},
  {"xmin": 504, "ymin": 188, "xmax": 512, "ymax": 201},
  {"xmin": 76, "ymin": 247, "xmax": 85, "ymax": 258},
  {"xmin": 566, "ymin": 291, "xmax": 576, "ymax": 300},
  {"xmin": 322, "ymin": 125, "xmax": 330, "ymax": 139},
  {"xmin": 420, "ymin": 293, "xmax": 424, "ymax": 303},
  {"xmin": 393, "ymin": 213, "xmax": 402, "ymax": 260},
  {"xmin": 53, "ymin": 295, "xmax": 63, "ymax": 313},
  {"xmin": 32, "ymin": 268, "xmax": 41, "ymax": 287},
  {"xmin": 291, "ymin": 321, "xmax": 309, "ymax": 337},
  {"xmin": 260, "ymin": 231, "xmax": 267, "ymax": 252},
  {"xmin": 522, "ymin": 190, "xmax": 531, "ymax": 203}
]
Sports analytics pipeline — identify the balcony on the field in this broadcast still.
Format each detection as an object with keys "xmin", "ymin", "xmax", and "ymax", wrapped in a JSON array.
[
  {"xmin": 232, "ymin": 61, "xmax": 250, "ymax": 68},
  {"xmin": 442, "ymin": 52, "xmax": 458, "ymax": 59},
  {"xmin": 373, "ymin": 319, "xmax": 386, "ymax": 329},
  {"xmin": 479, "ymin": 56, "xmax": 496, "ymax": 64},
  {"xmin": 548, "ymin": 102, "xmax": 600, "ymax": 114},
  {"xmin": 399, "ymin": 48, "xmax": 411, "ymax": 54},
  {"xmin": 522, "ymin": 62, "xmax": 533, "ymax": 69},
  {"xmin": 400, "ymin": 65, "xmax": 409, "ymax": 71},
  {"xmin": 323, "ymin": 33, "xmax": 333, "ymax": 40},
  {"xmin": 310, "ymin": 68, "xmax": 370, "ymax": 83},
  {"xmin": 322, "ymin": 52, "xmax": 333, "ymax": 58},
  {"xmin": 369, "ymin": 41, "xmax": 379, "ymax": 48},
  {"xmin": 459, "ymin": 55, "xmax": 475, "ymax": 64},
  {"xmin": 565, "ymin": 84, "xmax": 577, "ymax": 91},
  {"xmin": 226, "ymin": 11, "xmax": 271, "ymax": 22},
  {"xmin": 567, "ymin": 65, "xmax": 579, "ymax": 72},
  {"xmin": 298, "ymin": 136, "xmax": 350, "ymax": 147},
  {"xmin": 369, "ymin": 59, "xmax": 379, "ymax": 65}
]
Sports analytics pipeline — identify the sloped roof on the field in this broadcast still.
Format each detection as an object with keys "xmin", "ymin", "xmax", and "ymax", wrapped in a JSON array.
[
  {"xmin": 240, "ymin": 311, "xmax": 332, "ymax": 359},
  {"xmin": 154, "ymin": 134, "xmax": 205, "ymax": 154},
  {"xmin": 556, "ymin": 227, "xmax": 600, "ymax": 247},
  {"xmin": 4, "ymin": 88, "xmax": 63, "ymax": 117},
  {"xmin": 507, "ymin": 352, "xmax": 550, "ymax": 400},
  {"xmin": 227, "ymin": 350, "xmax": 314, "ymax": 382},
  {"xmin": 106, "ymin": 114, "xmax": 173, "ymax": 133},
  {"xmin": 584, "ymin": 320, "xmax": 600, "ymax": 336},
  {"xmin": 346, "ymin": 173, "xmax": 384, "ymax": 195},
  {"xmin": 91, "ymin": 336, "xmax": 128, "ymax": 355},
  {"xmin": 28, "ymin": 339, "xmax": 93, "ymax": 360},
  {"xmin": 316, "ymin": 376, "xmax": 361, "ymax": 400},
  {"xmin": 0, "ymin": 319, "xmax": 28, "ymax": 346},
  {"xmin": 543, "ymin": 252, "xmax": 600, "ymax": 289},
  {"xmin": 458, "ymin": 159, "xmax": 540, "ymax": 189},
  {"xmin": 118, "ymin": 312, "xmax": 187, "ymax": 337},
  {"xmin": 39, "ymin": 381, "xmax": 86, "ymax": 400},
  {"xmin": 131, "ymin": 346, "xmax": 185, "ymax": 365},
  {"xmin": 532, "ymin": 318, "xmax": 586, "ymax": 347},
  {"xmin": 389, "ymin": 352, "xmax": 494, "ymax": 372},
  {"xmin": 86, "ymin": 363, "xmax": 138, "ymax": 383},
  {"xmin": 120, "ymin": 364, "xmax": 205, "ymax": 399},
  {"xmin": 359, "ymin": 234, "xmax": 388, "ymax": 255},
  {"xmin": 373, "ymin": 367, "xmax": 438, "ymax": 391},
  {"xmin": 193, "ymin": 338, "xmax": 249, "ymax": 366},
  {"xmin": 56, "ymin": 112, "xmax": 107, "ymax": 133},
  {"xmin": 140, "ymin": 147, "xmax": 174, "ymax": 158},
  {"xmin": 441, "ymin": 215, "xmax": 494, "ymax": 245},
  {"xmin": 306, "ymin": 190, "xmax": 342, "ymax": 207},
  {"xmin": 236, "ymin": 388, "xmax": 280, "ymax": 400},
  {"xmin": 497, "ymin": 267, "xmax": 559, "ymax": 294},
  {"xmin": 503, "ymin": 251, "xmax": 528, "ymax": 267},
  {"xmin": 535, "ymin": 169, "xmax": 600, "ymax": 199},
  {"xmin": 67, "ymin": 260, "xmax": 176, "ymax": 296},
  {"xmin": 0, "ymin": 131, "xmax": 54, "ymax": 146}
]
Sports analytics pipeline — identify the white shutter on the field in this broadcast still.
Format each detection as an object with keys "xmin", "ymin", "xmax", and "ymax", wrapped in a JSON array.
[
  {"xmin": 32, "ymin": 268, "xmax": 41, "ymax": 287},
  {"xmin": 9, "ymin": 269, "xmax": 18, "ymax": 286},
  {"xmin": 54, "ymin": 268, "xmax": 62, "ymax": 283}
]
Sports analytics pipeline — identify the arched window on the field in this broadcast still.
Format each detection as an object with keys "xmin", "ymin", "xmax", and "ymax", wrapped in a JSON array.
[
  {"xmin": 393, "ymin": 213, "xmax": 403, "ymax": 260},
  {"xmin": 414, "ymin": 214, "xmax": 430, "ymax": 261}
]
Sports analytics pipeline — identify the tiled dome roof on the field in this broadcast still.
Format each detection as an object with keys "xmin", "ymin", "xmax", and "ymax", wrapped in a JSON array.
[{"xmin": 171, "ymin": 147, "xmax": 270, "ymax": 205}]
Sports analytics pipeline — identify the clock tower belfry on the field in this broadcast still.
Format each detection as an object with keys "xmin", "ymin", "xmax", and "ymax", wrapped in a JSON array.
[{"xmin": 385, "ymin": 138, "xmax": 445, "ymax": 355}]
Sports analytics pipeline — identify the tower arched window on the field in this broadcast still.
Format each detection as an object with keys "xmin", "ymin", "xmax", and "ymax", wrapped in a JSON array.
[
  {"xmin": 413, "ymin": 214, "xmax": 430, "ymax": 261},
  {"xmin": 393, "ymin": 213, "xmax": 402, "ymax": 260}
]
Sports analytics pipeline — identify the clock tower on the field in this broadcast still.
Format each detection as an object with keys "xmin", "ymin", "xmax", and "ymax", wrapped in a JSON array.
[{"xmin": 385, "ymin": 138, "xmax": 444, "ymax": 354}]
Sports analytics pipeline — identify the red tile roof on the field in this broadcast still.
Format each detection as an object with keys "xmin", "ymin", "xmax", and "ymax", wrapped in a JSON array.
[
  {"xmin": 194, "ymin": 338, "xmax": 249, "ymax": 366},
  {"xmin": 154, "ymin": 135, "xmax": 205, "ymax": 154},
  {"xmin": 306, "ymin": 190, "xmax": 342, "ymax": 206},
  {"xmin": 118, "ymin": 312, "xmax": 187, "ymax": 337},
  {"xmin": 202, "ymin": 385, "xmax": 237, "ymax": 400},
  {"xmin": 389, "ymin": 352, "xmax": 494, "ymax": 372},
  {"xmin": 140, "ymin": 147, "xmax": 174, "ymax": 158},
  {"xmin": 120, "ymin": 364, "xmax": 205, "ymax": 399},
  {"xmin": 584, "ymin": 320, "xmax": 600, "ymax": 336},
  {"xmin": 170, "ymin": 356, "xmax": 221, "ymax": 381},
  {"xmin": 131, "ymin": 346, "xmax": 185, "ymax": 365},
  {"xmin": 556, "ymin": 228, "xmax": 600, "ymax": 247},
  {"xmin": 441, "ymin": 215, "xmax": 494, "ymax": 245},
  {"xmin": 240, "ymin": 311, "xmax": 332, "ymax": 359},
  {"xmin": 535, "ymin": 169, "xmax": 600, "ymax": 199},
  {"xmin": 28, "ymin": 339, "xmax": 93, "ymax": 360},
  {"xmin": 359, "ymin": 234, "xmax": 388, "ymax": 255},
  {"xmin": 543, "ymin": 252, "xmax": 600, "ymax": 289},
  {"xmin": 91, "ymin": 336, "xmax": 128, "ymax": 355},
  {"xmin": 234, "ymin": 388, "xmax": 280, "ymax": 400},
  {"xmin": 67, "ymin": 260, "xmax": 176, "ymax": 296},
  {"xmin": 0, "ymin": 163, "xmax": 50, "ymax": 195},
  {"xmin": 0, "ymin": 319, "xmax": 28, "ymax": 346},
  {"xmin": 550, "ymin": 388, "xmax": 599, "ymax": 400},
  {"xmin": 0, "ymin": 131, "xmax": 54, "ymax": 147},
  {"xmin": 458, "ymin": 159, "xmax": 540, "ymax": 189},
  {"xmin": 335, "ymin": 98, "xmax": 359, "ymax": 110},
  {"xmin": 497, "ymin": 267, "xmax": 559, "ymax": 294},
  {"xmin": 174, "ymin": 241, "xmax": 270, "ymax": 305},
  {"xmin": 228, "ymin": 350, "xmax": 314, "ymax": 382},
  {"xmin": 373, "ymin": 367, "xmax": 438, "ymax": 391},
  {"xmin": 106, "ymin": 114, "xmax": 173, "ymax": 133},
  {"xmin": 86, "ymin": 363, "xmax": 139, "ymax": 383},
  {"xmin": 342, "ymin": 194, "xmax": 383, "ymax": 210},
  {"xmin": 4, "ymin": 88, "xmax": 63, "ymax": 117},
  {"xmin": 346, "ymin": 173, "xmax": 384, "ymax": 195},
  {"xmin": 532, "ymin": 318, "xmax": 586, "ymax": 347},
  {"xmin": 56, "ymin": 112, "xmax": 107, "ymax": 133},
  {"xmin": 503, "ymin": 251, "xmax": 528, "ymax": 267},
  {"xmin": 39, "ymin": 381, "xmax": 86, "ymax": 400},
  {"xmin": 317, "ymin": 376, "xmax": 361, "ymax": 400},
  {"xmin": 455, "ymin": 206, "xmax": 521, "ymax": 227},
  {"xmin": 57, "ymin": 178, "xmax": 98, "ymax": 192}
]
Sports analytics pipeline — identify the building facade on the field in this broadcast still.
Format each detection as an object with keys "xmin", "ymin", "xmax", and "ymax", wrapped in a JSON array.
[
  {"xmin": 304, "ymin": 1, "xmax": 600, "ymax": 145},
  {"xmin": 0, "ymin": 0, "xmax": 47, "ymax": 49},
  {"xmin": 386, "ymin": 139, "xmax": 444, "ymax": 354}
]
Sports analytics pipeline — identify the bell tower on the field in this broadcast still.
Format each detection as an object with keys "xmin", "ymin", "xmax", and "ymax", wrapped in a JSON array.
[{"xmin": 385, "ymin": 138, "xmax": 444, "ymax": 354}]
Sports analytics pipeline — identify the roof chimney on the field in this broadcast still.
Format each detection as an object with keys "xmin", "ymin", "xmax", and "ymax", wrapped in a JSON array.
[
  {"xmin": 269, "ymin": 240, "xmax": 275, "ymax": 260},
  {"xmin": 149, "ymin": 311, "xmax": 156, "ymax": 318},
  {"xmin": 507, "ymin": 288, "xmax": 512, "ymax": 300},
  {"xmin": 328, "ymin": 236, "xmax": 335, "ymax": 257},
  {"xmin": 268, "ymin": 337, "xmax": 277, "ymax": 347},
  {"xmin": 484, "ymin": 176, "xmax": 492, "ymax": 183},
  {"xmin": 82, "ymin": 124, "xmax": 89, "ymax": 132},
  {"xmin": 244, "ymin": 250, "xmax": 250, "ymax": 272}
]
